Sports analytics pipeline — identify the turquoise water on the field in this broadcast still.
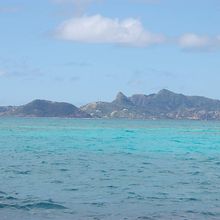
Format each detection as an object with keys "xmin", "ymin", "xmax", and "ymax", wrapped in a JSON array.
[{"xmin": 0, "ymin": 118, "xmax": 220, "ymax": 219}]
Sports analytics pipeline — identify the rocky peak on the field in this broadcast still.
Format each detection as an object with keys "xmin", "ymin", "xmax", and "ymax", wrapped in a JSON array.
[
  {"xmin": 112, "ymin": 92, "xmax": 133, "ymax": 106},
  {"xmin": 157, "ymin": 89, "xmax": 175, "ymax": 96},
  {"xmin": 115, "ymin": 92, "xmax": 127, "ymax": 101}
]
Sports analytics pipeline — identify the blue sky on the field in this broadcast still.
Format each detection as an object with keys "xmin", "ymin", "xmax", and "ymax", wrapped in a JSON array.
[{"xmin": 0, "ymin": 0, "xmax": 220, "ymax": 106}]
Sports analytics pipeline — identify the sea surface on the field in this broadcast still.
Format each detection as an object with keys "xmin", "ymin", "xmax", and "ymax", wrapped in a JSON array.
[{"xmin": 0, "ymin": 118, "xmax": 220, "ymax": 220}]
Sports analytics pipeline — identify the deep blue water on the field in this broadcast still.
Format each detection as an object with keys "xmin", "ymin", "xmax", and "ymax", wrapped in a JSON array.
[{"xmin": 0, "ymin": 118, "xmax": 220, "ymax": 219}]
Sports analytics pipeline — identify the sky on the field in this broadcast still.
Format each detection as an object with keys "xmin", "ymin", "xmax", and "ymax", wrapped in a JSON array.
[{"xmin": 0, "ymin": 0, "xmax": 220, "ymax": 106}]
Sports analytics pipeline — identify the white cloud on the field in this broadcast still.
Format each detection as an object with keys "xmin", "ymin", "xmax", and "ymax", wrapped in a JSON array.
[
  {"xmin": 178, "ymin": 33, "xmax": 220, "ymax": 51},
  {"xmin": 55, "ymin": 14, "xmax": 165, "ymax": 46},
  {"xmin": 179, "ymin": 33, "xmax": 210, "ymax": 48}
]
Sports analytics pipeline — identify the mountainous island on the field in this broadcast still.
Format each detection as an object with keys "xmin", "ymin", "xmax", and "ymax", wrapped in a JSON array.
[
  {"xmin": 1, "ymin": 89, "xmax": 220, "ymax": 120},
  {"xmin": 0, "ymin": 99, "xmax": 90, "ymax": 118}
]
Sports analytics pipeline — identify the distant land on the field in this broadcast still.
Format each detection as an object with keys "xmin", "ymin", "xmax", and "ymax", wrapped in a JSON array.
[{"xmin": 1, "ymin": 89, "xmax": 220, "ymax": 120}]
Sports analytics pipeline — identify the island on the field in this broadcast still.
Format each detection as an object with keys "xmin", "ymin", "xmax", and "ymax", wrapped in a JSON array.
[{"xmin": 1, "ymin": 89, "xmax": 220, "ymax": 120}]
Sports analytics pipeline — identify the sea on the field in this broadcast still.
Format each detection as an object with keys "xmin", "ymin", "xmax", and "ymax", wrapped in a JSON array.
[{"xmin": 0, "ymin": 118, "xmax": 220, "ymax": 220}]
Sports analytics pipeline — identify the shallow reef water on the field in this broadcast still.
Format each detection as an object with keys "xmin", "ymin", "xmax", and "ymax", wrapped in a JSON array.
[{"xmin": 0, "ymin": 118, "xmax": 220, "ymax": 219}]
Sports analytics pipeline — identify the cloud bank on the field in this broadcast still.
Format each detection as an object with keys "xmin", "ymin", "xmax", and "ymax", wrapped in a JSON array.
[
  {"xmin": 178, "ymin": 33, "xmax": 220, "ymax": 51},
  {"xmin": 55, "ymin": 15, "xmax": 220, "ymax": 50},
  {"xmin": 55, "ymin": 14, "xmax": 165, "ymax": 46}
]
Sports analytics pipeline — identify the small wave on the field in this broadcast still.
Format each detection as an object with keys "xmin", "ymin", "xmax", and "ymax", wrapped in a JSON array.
[
  {"xmin": 22, "ymin": 201, "xmax": 67, "ymax": 210},
  {"xmin": 0, "ymin": 204, "xmax": 7, "ymax": 209},
  {"xmin": 14, "ymin": 170, "xmax": 31, "ymax": 175},
  {"xmin": 83, "ymin": 202, "xmax": 106, "ymax": 207},
  {"xmin": 146, "ymin": 196, "xmax": 161, "ymax": 200},
  {"xmin": 142, "ymin": 162, "xmax": 152, "ymax": 165},
  {"xmin": 118, "ymin": 169, "xmax": 127, "ymax": 172},
  {"xmin": 51, "ymin": 180, "xmax": 63, "ymax": 184},
  {"xmin": 113, "ymin": 137, "xmax": 124, "ymax": 140},
  {"xmin": 0, "ymin": 199, "xmax": 67, "ymax": 211},
  {"xmin": 187, "ymin": 171, "xmax": 201, "ymax": 175},
  {"xmin": 59, "ymin": 168, "xmax": 69, "ymax": 172},
  {"xmin": 127, "ymin": 194, "xmax": 145, "ymax": 201},
  {"xmin": 51, "ymin": 162, "xmax": 66, "ymax": 166},
  {"xmin": 5, "ymin": 196, "xmax": 17, "ymax": 201},
  {"xmin": 90, "ymin": 202, "xmax": 105, "ymax": 207},
  {"xmin": 172, "ymin": 139, "xmax": 182, "ymax": 143},
  {"xmin": 186, "ymin": 210, "xmax": 198, "ymax": 214},
  {"xmin": 178, "ymin": 181, "xmax": 190, "ymax": 185},
  {"xmin": 137, "ymin": 217, "xmax": 154, "ymax": 220},
  {"xmin": 64, "ymin": 188, "xmax": 79, "ymax": 192},
  {"xmin": 201, "ymin": 211, "xmax": 216, "ymax": 217},
  {"xmin": 0, "ymin": 193, "xmax": 18, "ymax": 201},
  {"xmin": 125, "ymin": 130, "xmax": 135, "ymax": 133},
  {"xmin": 180, "ymin": 197, "xmax": 200, "ymax": 202},
  {"xmin": 106, "ymin": 185, "xmax": 118, "ymax": 189},
  {"xmin": 200, "ymin": 181, "xmax": 211, "ymax": 186}
]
